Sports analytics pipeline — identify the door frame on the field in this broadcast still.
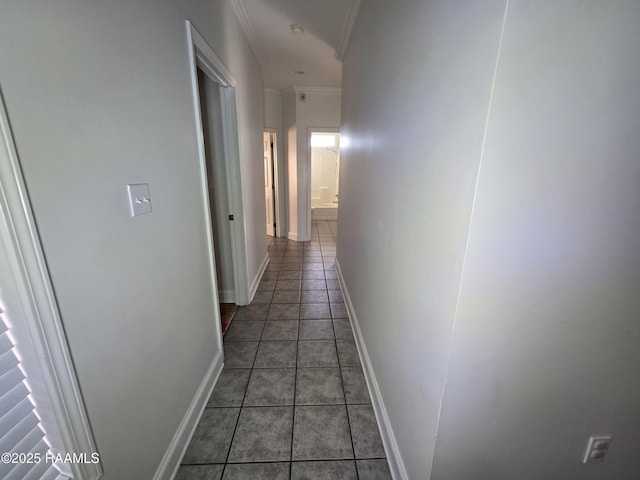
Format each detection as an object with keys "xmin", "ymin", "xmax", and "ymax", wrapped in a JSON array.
[
  {"xmin": 0, "ymin": 90, "xmax": 102, "ymax": 480},
  {"xmin": 185, "ymin": 20, "xmax": 250, "ymax": 306},
  {"xmin": 307, "ymin": 127, "xmax": 340, "ymax": 238},
  {"xmin": 264, "ymin": 128, "xmax": 283, "ymax": 237}
]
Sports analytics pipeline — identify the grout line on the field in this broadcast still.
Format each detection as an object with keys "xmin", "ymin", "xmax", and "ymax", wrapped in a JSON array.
[
  {"xmin": 189, "ymin": 223, "xmax": 391, "ymax": 477},
  {"xmin": 289, "ymin": 239, "xmax": 301, "ymax": 475}
]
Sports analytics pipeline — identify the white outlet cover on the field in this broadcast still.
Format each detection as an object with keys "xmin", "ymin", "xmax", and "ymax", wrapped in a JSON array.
[
  {"xmin": 583, "ymin": 435, "xmax": 612, "ymax": 463},
  {"xmin": 127, "ymin": 183, "xmax": 152, "ymax": 217}
]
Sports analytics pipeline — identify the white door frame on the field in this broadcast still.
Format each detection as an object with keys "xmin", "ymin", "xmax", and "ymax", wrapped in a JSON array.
[
  {"xmin": 307, "ymin": 127, "xmax": 340, "ymax": 237},
  {"xmin": 264, "ymin": 129, "xmax": 283, "ymax": 237},
  {"xmin": 185, "ymin": 20, "xmax": 250, "ymax": 306},
  {"xmin": 0, "ymin": 91, "xmax": 102, "ymax": 480}
]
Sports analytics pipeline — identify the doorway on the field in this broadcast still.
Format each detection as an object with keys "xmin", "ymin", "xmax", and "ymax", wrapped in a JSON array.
[
  {"xmin": 309, "ymin": 130, "xmax": 340, "ymax": 224},
  {"xmin": 187, "ymin": 21, "xmax": 251, "ymax": 342},
  {"xmin": 198, "ymin": 69, "xmax": 235, "ymax": 304},
  {"xmin": 264, "ymin": 131, "xmax": 277, "ymax": 237}
]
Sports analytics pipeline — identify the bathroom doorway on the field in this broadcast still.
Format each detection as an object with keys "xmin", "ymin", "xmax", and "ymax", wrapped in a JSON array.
[{"xmin": 309, "ymin": 130, "xmax": 340, "ymax": 223}]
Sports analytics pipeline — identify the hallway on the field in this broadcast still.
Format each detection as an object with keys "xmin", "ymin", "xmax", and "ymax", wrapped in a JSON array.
[{"xmin": 176, "ymin": 221, "xmax": 391, "ymax": 479}]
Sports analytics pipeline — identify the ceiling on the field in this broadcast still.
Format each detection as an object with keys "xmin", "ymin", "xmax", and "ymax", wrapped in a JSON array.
[{"xmin": 229, "ymin": 0, "xmax": 361, "ymax": 89}]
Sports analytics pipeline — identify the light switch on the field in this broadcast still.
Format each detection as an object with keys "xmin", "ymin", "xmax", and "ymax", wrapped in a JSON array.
[{"xmin": 127, "ymin": 183, "xmax": 152, "ymax": 217}]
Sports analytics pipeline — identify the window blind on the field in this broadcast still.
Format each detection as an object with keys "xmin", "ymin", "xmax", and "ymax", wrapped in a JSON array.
[{"xmin": 0, "ymin": 306, "xmax": 68, "ymax": 480}]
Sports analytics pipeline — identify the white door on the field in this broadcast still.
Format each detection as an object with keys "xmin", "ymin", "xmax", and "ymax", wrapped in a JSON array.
[{"xmin": 264, "ymin": 132, "xmax": 275, "ymax": 236}]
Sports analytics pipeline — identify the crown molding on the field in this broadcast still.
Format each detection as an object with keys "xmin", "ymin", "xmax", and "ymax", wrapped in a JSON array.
[
  {"xmin": 228, "ymin": 0, "xmax": 267, "ymax": 66},
  {"xmin": 335, "ymin": 0, "xmax": 362, "ymax": 61}
]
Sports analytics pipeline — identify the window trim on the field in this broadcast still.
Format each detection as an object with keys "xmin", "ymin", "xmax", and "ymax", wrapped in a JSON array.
[{"xmin": 0, "ymin": 89, "xmax": 102, "ymax": 480}]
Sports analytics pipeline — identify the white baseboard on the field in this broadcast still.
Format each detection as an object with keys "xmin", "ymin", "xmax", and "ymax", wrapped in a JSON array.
[
  {"xmin": 249, "ymin": 253, "xmax": 269, "ymax": 303},
  {"xmin": 288, "ymin": 231, "xmax": 298, "ymax": 241},
  {"xmin": 153, "ymin": 350, "xmax": 224, "ymax": 480},
  {"xmin": 218, "ymin": 289, "xmax": 235, "ymax": 304},
  {"xmin": 335, "ymin": 261, "xmax": 409, "ymax": 480}
]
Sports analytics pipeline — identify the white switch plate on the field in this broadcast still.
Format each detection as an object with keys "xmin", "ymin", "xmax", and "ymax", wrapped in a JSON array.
[
  {"xmin": 583, "ymin": 435, "xmax": 612, "ymax": 463},
  {"xmin": 127, "ymin": 183, "xmax": 152, "ymax": 217}
]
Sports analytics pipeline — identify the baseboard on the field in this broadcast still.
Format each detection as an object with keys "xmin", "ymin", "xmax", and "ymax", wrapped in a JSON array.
[
  {"xmin": 153, "ymin": 349, "xmax": 224, "ymax": 480},
  {"xmin": 335, "ymin": 261, "xmax": 409, "ymax": 480},
  {"xmin": 249, "ymin": 253, "xmax": 269, "ymax": 303},
  {"xmin": 288, "ymin": 231, "xmax": 298, "ymax": 241},
  {"xmin": 218, "ymin": 289, "xmax": 235, "ymax": 304}
]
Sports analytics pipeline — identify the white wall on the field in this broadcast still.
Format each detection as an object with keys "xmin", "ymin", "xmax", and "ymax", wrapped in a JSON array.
[
  {"xmin": 0, "ymin": 1, "xmax": 264, "ymax": 478},
  {"xmin": 339, "ymin": 0, "xmax": 640, "ymax": 479},
  {"xmin": 338, "ymin": 0, "xmax": 506, "ymax": 477},
  {"xmin": 294, "ymin": 88, "xmax": 341, "ymax": 240},
  {"xmin": 431, "ymin": 2, "xmax": 640, "ymax": 479},
  {"xmin": 282, "ymin": 89, "xmax": 298, "ymax": 239}
]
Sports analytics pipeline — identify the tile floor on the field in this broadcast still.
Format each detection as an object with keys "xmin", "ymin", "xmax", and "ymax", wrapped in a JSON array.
[{"xmin": 176, "ymin": 221, "xmax": 392, "ymax": 480}]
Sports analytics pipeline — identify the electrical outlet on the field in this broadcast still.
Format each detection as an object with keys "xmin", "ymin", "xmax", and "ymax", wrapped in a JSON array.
[{"xmin": 583, "ymin": 435, "xmax": 612, "ymax": 463}]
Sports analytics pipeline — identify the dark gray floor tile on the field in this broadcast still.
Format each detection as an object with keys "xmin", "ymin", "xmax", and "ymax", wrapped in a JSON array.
[
  {"xmin": 330, "ymin": 303, "xmax": 348, "ymax": 319},
  {"xmin": 298, "ymin": 320, "xmax": 334, "ymax": 340},
  {"xmin": 278, "ymin": 270, "xmax": 303, "ymax": 280},
  {"xmin": 292, "ymin": 405, "xmax": 353, "ymax": 460},
  {"xmin": 348, "ymin": 405, "xmax": 385, "ymax": 459},
  {"xmin": 302, "ymin": 279, "xmax": 326, "ymax": 290},
  {"xmin": 300, "ymin": 303, "xmax": 331, "ymax": 319},
  {"xmin": 224, "ymin": 321, "xmax": 264, "ymax": 342},
  {"xmin": 176, "ymin": 464, "xmax": 224, "ymax": 480},
  {"xmin": 224, "ymin": 342, "xmax": 258, "ymax": 368},
  {"xmin": 302, "ymin": 263, "xmax": 324, "ymax": 271},
  {"xmin": 252, "ymin": 290, "xmax": 274, "ymax": 303},
  {"xmin": 324, "ymin": 270, "xmax": 338, "ymax": 279},
  {"xmin": 301, "ymin": 290, "xmax": 329, "ymax": 304},
  {"xmin": 326, "ymin": 279, "xmax": 340, "ymax": 290},
  {"xmin": 222, "ymin": 462, "xmax": 289, "ymax": 480},
  {"xmin": 296, "ymin": 368, "xmax": 344, "ymax": 405},
  {"xmin": 268, "ymin": 303, "xmax": 300, "ymax": 320},
  {"xmin": 336, "ymin": 340, "xmax": 361, "ymax": 367},
  {"xmin": 328, "ymin": 290, "xmax": 344, "ymax": 303},
  {"xmin": 258, "ymin": 279, "xmax": 277, "ymax": 291},
  {"xmin": 262, "ymin": 320, "xmax": 299, "ymax": 341},
  {"xmin": 276, "ymin": 279, "xmax": 302, "ymax": 290},
  {"xmin": 208, "ymin": 369, "xmax": 251, "ymax": 407},
  {"xmin": 272, "ymin": 290, "xmax": 302, "ymax": 304},
  {"xmin": 228, "ymin": 406, "xmax": 293, "ymax": 462},
  {"xmin": 261, "ymin": 271, "xmax": 280, "ymax": 281},
  {"xmin": 280, "ymin": 262, "xmax": 302, "ymax": 271},
  {"xmin": 356, "ymin": 459, "xmax": 392, "ymax": 480},
  {"xmin": 255, "ymin": 341, "xmax": 297, "ymax": 368},
  {"xmin": 298, "ymin": 341, "xmax": 339, "ymax": 367},
  {"xmin": 183, "ymin": 408, "xmax": 239, "ymax": 464},
  {"xmin": 341, "ymin": 367, "xmax": 370, "ymax": 404},
  {"xmin": 245, "ymin": 368, "xmax": 295, "ymax": 406},
  {"xmin": 290, "ymin": 460, "xmax": 356, "ymax": 480},
  {"xmin": 333, "ymin": 318, "xmax": 354, "ymax": 341},
  {"xmin": 302, "ymin": 270, "xmax": 325, "ymax": 279},
  {"xmin": 234, "ymin": 303, "xmax": 269, "ymax": 321}
]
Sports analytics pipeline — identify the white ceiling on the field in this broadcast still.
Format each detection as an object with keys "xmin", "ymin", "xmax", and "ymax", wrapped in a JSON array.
[{"xmin": 229, "ymin": 0, "xmax": 361, "ymax": 89}]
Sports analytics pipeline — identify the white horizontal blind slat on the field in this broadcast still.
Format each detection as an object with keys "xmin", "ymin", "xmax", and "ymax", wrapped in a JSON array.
[
  {"xmin": 0, "ymin": 348, "xmax": 19, "ymax": 377},
  {"xmin": 2, "ymin": 411, "xmax": 40, "ymax": 451},
  {"xmin": 0, "ymin": 382, "xmax": 31, "ymax": 414},
  {"xmin": 0, "ymin": 396, "xmax": 35, "ymax": 438},
  {"xmin": 0, "ymin": 310, "xmax": 51, "ymax": 479},
  {"xmin": 6, "ymin": 438, "xmax": 50, "ymax": 480}
]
